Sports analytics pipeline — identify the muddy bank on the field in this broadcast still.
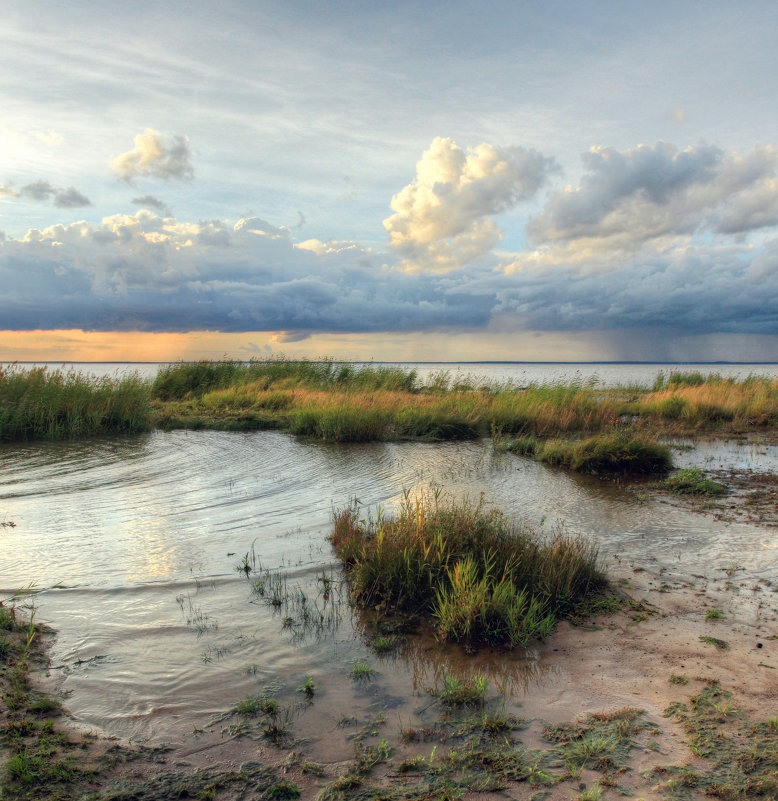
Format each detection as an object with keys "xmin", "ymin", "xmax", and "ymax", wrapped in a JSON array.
[{"xmin": 10, "ymin": 550, "xmax": 776, "ymax": 801}]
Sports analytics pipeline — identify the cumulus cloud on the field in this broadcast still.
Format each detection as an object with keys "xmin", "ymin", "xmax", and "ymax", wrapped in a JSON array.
[
  {"xmin": 526, "ymin": 142, "xmax": 778, "ymax": 256},
  {"xmin": 111, "ymin": 129, "xmax": 194, "ymax": 182},
  {"xmin": 384, "ymin": 137, "xmax": 556, "ymax": 274},
  {"xmin": 131, "ymin": 195, "xmax": 172, "ymax": 216}
]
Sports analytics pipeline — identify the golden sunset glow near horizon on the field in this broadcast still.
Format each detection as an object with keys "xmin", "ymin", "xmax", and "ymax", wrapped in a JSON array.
[{"xmin": 3, "ymin": 2, "xmax": 778, "ymax": 363}]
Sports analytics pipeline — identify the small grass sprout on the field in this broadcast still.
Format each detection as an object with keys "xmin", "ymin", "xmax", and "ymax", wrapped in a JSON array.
[
  {"xmin": 349, "ymin": 659, "xmax": 376, "ymax": 680},
  {"xmin": 705, "ymin": 608, "xmax": 725, "ymax": 621},
  {"xmin": 578, "ymin": 783, "xmax": 602, "ymax": 801},
  {"xmin": 437, "ymin": 672, "xmax": 487, "ymax": 707},
  {"xmin": 298, "ymin": 675, "xmax": 315, "ymax": 698},
  {"xmin": 699, "ymin": 635, "xmax": 730, "ymax": 650}
]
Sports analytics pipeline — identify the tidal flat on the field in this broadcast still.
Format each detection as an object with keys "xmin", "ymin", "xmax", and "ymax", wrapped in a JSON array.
[{"xmin": 1, "ymin": 364, "xmax": 777, "ymax": 799}]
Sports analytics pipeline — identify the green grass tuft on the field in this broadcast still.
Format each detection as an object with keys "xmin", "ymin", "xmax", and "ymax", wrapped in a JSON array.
[
  {"xmin": 659, "ymin": 467, "xmax": 727, "ymax": 497},
  {"xmin": 332, "ymin": 493, "xmax": 607, "ymax": 647},
  {"xmin": 349, "ymin": 660, "xmax": 376, "ymax": 681},
  {"xmin": 537, "ymin": 434, "xmax": 672, "ymax": 476},
  {"xmin": 437, "ymin": 672, "xmax": 487, "ymax": 707}
]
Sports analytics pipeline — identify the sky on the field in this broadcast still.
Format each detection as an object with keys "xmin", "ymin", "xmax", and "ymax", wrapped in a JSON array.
[{"xmin": 3, "ymin": 0, "xmax": 778, "ymax": 362}]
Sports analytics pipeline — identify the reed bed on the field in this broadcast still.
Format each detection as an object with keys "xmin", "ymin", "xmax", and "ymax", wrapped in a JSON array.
[
  {"xmin": 6, "ymin": 361, "xmax": 777, "ymax": 443},
  {"xmin": 150, "ymin": 362, "xmax": 778, "ymax": 442},
  {"xmin": 331, "ymin": 493, "xmax": 607, "ymax": 647},
  {"xmin": 0, "ymin": 365, "xmax": 151, "ymax": 441}
]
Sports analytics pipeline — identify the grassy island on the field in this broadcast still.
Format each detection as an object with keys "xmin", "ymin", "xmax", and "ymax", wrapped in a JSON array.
[{"xmin": 331, "ymin": 493, "xmax": 608, "ymax": 647}]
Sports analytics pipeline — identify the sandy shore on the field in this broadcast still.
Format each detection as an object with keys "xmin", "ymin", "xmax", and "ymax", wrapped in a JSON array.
[{"xmin": 12, "ymin": 456, "xmax": 777, "ymax": 801}]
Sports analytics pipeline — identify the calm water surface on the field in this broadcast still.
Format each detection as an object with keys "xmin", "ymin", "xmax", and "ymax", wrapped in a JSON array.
[{"xmin": 1, "ymin": 426, "xmax": 777, "ymax": 754}]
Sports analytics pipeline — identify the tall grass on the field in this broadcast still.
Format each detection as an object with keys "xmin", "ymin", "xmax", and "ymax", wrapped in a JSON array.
[
  {"xmin": 0, "ymin": 365, "xmax": 151, "ymax": 441},
  {"xmin": 16, "ymin": 359, "xmax": 773, "ymax": 442},
  {"xmin": 151, "ymin": 358, "xmax": 419, "ymax": 399},
  {"xmin": 331, "ymin": 493, "xmax": 607, "ymax": 647}
]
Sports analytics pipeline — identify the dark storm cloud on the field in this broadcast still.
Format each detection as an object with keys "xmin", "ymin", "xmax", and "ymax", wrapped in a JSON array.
[{"xmin": 2, "ymin": 209, "xmax": 778, "ymax": 339}]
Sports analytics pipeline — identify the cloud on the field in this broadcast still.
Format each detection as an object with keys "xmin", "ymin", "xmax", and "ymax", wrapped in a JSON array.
[
  {"xmin": 271, "ymin": 331, "xmax": 313, "ymax": 343},
  {"xmin": 12, "ymin": 180, "xmax": 92, "ymax": 208},
  {"xmin": 3, "ymin": 207, "xmax": 778, "ymax": 343},
  {"xmin": 20, "ymin": 180, "xmax": 56, "ymax": 202},
  {"xmin": 111, "ymin": 129, "xmax": 194, "ymax": 182},
  {"xmin": 384, "ymin": 137, "xmax": 556, "ymax": 274},
  {"xmin": 527, "ymin": 142, "xmax": 778, "ymax": 253},
  {"xmin": 131, "ymin": 195, "xmax": 172, "ymax": 216},
  {"xmin": 0, "ymin": 211, "xmax": 491, "ymax": 334},
  {"xmin": 53, "ymin": 187, "xmax": 92, "ymax": 208},
  {"xmin": 0, "ymin": 185, "xmax": 19, "ymax": 198}
]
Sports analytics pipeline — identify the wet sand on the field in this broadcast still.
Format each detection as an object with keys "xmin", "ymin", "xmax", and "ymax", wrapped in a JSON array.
[{"xmin": 29, "ymin": 544, "xmax": 776, "ymax": 801}]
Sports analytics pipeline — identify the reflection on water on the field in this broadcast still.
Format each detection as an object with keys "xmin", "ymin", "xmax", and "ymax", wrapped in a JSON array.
[{"xmin": 0, "ymin": 430, "xmax": 776, "ymax": 751}]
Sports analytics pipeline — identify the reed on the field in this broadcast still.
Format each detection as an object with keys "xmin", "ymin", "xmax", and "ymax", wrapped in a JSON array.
[
  {"xmin": 331, "ymin": 492, "xmax": 607, "ymax": 647},
  {"xmin": 151, "ymin": 358, "xmax": 420, "ymax": 400},
  {"xmin": 0, "ymin": 365, "xmax": 151, "ymax": 441}
]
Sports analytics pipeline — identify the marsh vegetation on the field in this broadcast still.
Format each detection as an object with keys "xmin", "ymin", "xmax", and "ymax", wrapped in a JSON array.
[
  {"xmin": 331, "ymin": 492, "xmax": 607, "ymax": 647},
  {"xmin": 4, "ymin": 360, "xmax": 778, "ymax": 449},
  {"xmin": 0, "ymin": 365, "xmax": 150, "ymax": 441}
]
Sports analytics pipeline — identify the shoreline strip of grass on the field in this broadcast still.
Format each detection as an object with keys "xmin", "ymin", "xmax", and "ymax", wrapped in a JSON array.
[
  {"xmin": 0, "ymin": 365, "xmax": 151, "ymax": 442},
  {"xmin": 5, "ymin": 360, "xmax": 778, "ymax": 444}
]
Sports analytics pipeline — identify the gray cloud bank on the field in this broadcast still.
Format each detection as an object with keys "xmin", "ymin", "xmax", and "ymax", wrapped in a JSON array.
[{"xmin": 2, "ymin": 138, "xmax": 778, "ymax": 343}]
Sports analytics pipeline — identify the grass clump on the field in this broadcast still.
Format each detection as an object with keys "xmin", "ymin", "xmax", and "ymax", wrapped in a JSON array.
[
  {"xmin": 699, "ymin": 635, "xmax": 730, "ymax": 650},
  {"xmin": 659, "ymin": 467, "xmax": 727, "ymax": 497},
  {"xmin": 0, "ymin": 365, "xmax": 151, "ymax": 441},
  {"xmin": 233, "ymin": 694, "xmax": 278, "ymax": 716},
  {"xmin": 544, "ymin": 707, "xmax": 650, "ymax": 776},
  {"xmin": 537, "ymin": 434, "xmax": 672, "ymax": 476},
  {"xmin": 332, "ymin": 492, "xmax": 607, "ymax": 648},
  {"xmin": 437, "ymin": 672, "xmax": 487, "ymax": 707},
  {"xmin": 266, "ymin": 780, "xmax": 300, "ymax": 799},
  {"xmin": 349, "ymin": 660, "xmax": 376, "ymax": 681},
  {"xmin": 705, "ymin": 608, "xmax": 725, "ymax": 621}
]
